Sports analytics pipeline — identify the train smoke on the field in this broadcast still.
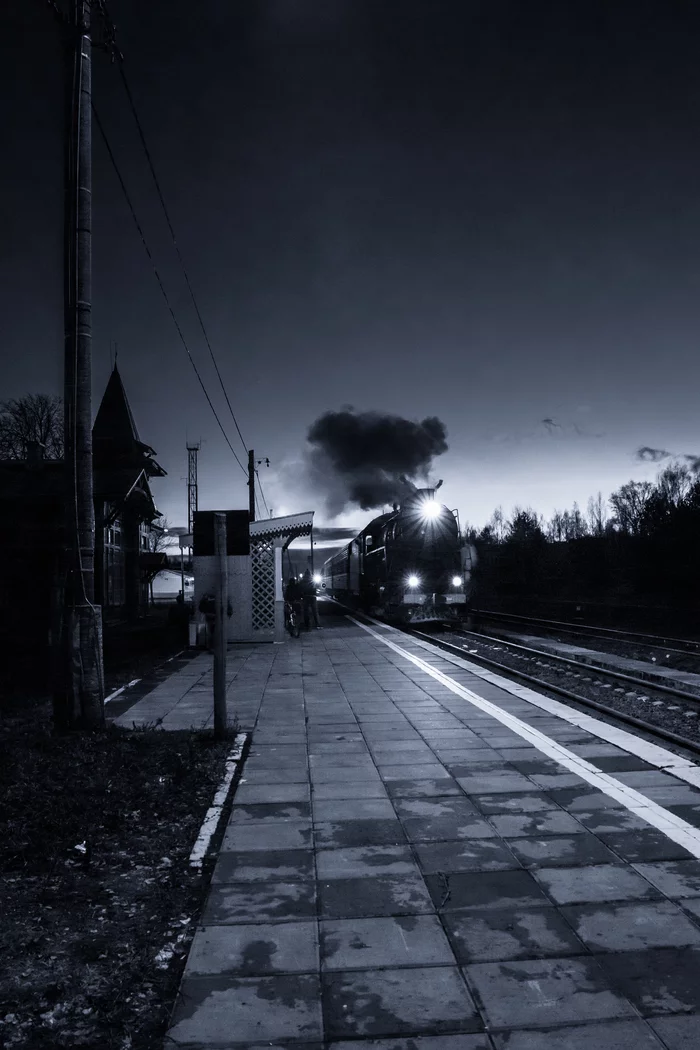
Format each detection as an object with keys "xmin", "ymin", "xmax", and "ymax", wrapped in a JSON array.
[{"xmin": 306, "ymin": 409, "xmax": 448, "ymax": 514}]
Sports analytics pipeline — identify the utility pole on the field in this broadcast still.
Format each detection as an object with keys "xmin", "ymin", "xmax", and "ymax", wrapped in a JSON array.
[
  {"xmin": 213, "ymin": 512, "xmax": 228, "ymax": 738},
  {"xmin": 56, "ymin": 0, "xmax": 104, "ymax": 730},
  {"xmin": 248, "ymin": 449, "xmax": 255, "ymax": 522}
]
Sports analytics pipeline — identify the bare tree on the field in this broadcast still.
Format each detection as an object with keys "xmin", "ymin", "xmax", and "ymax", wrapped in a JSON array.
[
  {"xmin": 609, "ymin": 480, "xmax": 654, "ymax": 535},
  {"xmin": 586, "ymin": 492, "xmax": 607, "ymax": 536},
  {"xmin": 547, "ymin": 510, "xmax": 565, "ymax": 542},
  {"xmin": 566, "ymin": 501, "xmax": 588, "ymax": 539},
  {"xmin": 0, "ymin": 394, "xmax": 64, "ymax": 459},
  {"xmin": 145, "ymin": 517, "xmax": 173, "ymax": 606},
  {"xmin": 656, "ymin": 463, "xmax": 692, "ymax": 507},
  {"xmin": 489, "ymin": 506, "xmax": 506, "ymax": 543},
  {"xmin": 147, "ymin": 516, "xmax": 172, "ymax": 554}
]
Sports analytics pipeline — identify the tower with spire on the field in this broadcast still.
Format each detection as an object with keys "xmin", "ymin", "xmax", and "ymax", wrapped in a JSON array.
[{"xmin": 92, "ymin": 365, "xmax": 167, "ymax": 615}]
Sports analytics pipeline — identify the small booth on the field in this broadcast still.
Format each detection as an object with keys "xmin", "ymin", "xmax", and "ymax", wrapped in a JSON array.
[{"xmin": 192, "ymin": 510, "xmax": 314, "ymax": 644}]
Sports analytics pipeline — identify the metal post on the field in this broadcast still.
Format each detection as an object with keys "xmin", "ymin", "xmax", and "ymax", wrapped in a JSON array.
[
  {"xmin": 180, "ymin": 546, "xmax": 185, "ymax": 601},
  {"xmin": 248, "ymin": 449, "xmax": 255, "ymax": 522},
  {"xmin": 56, "ymin": 0, "xmax": 103, "ymax": 730},
  {"xmin": 213, "ymin": 512, "xmax": 228, "ymax": 738}
]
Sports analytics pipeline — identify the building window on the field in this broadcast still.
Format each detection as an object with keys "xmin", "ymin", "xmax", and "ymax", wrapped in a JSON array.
[{"xmin": 104, "ymin": 516, "xmax": 125, "ymax": 607}]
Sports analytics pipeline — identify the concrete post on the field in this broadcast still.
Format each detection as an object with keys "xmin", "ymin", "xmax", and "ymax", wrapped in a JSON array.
[{"xmin": 213, "ymin": 513, "xmax": 228, "ymax": 737}]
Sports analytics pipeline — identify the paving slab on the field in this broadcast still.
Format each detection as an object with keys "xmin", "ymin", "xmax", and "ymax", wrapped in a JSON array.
[
  {"xmin": 598, "ymin": 829, "xmax": 695, "ymax": 862},
  {"xmin": 201, "ymin": 880, "xmax": 317, "ymax": 924},
  {"xmin": 167, "ymin": 973, "xmax": 323, "ymax": 1045},
  {"xmin": 562, "ymin": 899, "xmax": 700, "ymax": 952},
  {"xmin": 507, "ymin": 833, "xmax": 619, "ymax": 868},
  {"xmin": 312, "ymin": 781, "xmax": 390, "ymax": 800},
  {"xmin": 221, "ymin": 820, "xmax": 312, "ymax": 851},
  {"xmin": 465, "ymin": 956, "xmax": 636, "ymax": 1029},
  {"xmin": 187, "ymin": 920, "xmax": 319, "ymax": 975},
  {"xmin": 322, "ymin": 966, "xmax": 480, "ymax": 1038},
  {"xmin": 212, "ymin": 849, "xmax": 315, "ymax": 884},
  {"xmin": 488, "ymin": 810, "xmax": 586, "ymax": 838},
  {"xmin": 320, "ymin": 915, "xmax": 455, "ymax": 970},
  {"xmin": 632, "ymin": 859, "xmax": 700, "ymax": 898},
  {"xmin": 317, "ymin": 845, "xmax": 420, "ymax": 879},
  {"xmin": 596, "ymin": 947, "xmax": 700, "ymax": 1015},
  {"xmin": 470, "ymin": 792, "xmax": 562, "ymax": 814},
  {"xmin": 425, "ymin": 869, "xmax": 551, "ymax": 911},
  {"xmin": 648, "ymin": 1015, "xmax": 700, "ymax": 1049},
  {"xmin": 312, "ymin": 798, "xmax": 397, "ymax": 821},
  {"xmin": 414, "ymin": 838, "xmax": 519, "ymax": 874},
  {"xmin": 491, "ymin": 1019, "xmax": 665, "ymax": 1049},
  {"xmin": 228, "ymin": 801, "xmax": 312, "ymax": 825},
  {"xmin": 314, "ymin": 819, "xmax": 407, "ymax": 848},
  {"xmin": 443, "ymin": 905, "xmax": 585, "ymax": 963}
]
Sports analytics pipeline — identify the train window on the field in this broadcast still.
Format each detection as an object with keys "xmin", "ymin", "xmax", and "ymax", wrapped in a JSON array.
[{"xmin": 365, "ymin": 535, "xmax": 373, "ymax": 551}]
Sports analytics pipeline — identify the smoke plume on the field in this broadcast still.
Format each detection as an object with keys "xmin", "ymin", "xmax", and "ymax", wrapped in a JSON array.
[{"xmin": 306, "ymin": 409, "xmax": 448, "ymax": 514}]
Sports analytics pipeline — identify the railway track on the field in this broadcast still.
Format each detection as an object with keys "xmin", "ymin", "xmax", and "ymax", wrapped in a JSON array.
[
  {"xmin": 473, "ymin": 607, "xmax": 700, "ymax": 661},
  {"xmin": 406, "ymin": 622, "xmax": 700, "ymax": 758}
]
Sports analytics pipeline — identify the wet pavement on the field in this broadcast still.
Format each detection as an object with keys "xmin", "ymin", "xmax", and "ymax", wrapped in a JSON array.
[{"xmin": 114, "ymin": 603, "xmax": 700, "ymax": 1047}]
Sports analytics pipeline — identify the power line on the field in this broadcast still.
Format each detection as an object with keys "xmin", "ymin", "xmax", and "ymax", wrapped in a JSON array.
[
  {"xmin": 256, "ymin": 472, "xmax": 270, "ymax": 517},
  {"xmin": 114, "ymin": 58, "xmax": 249, "ymax": 459},
  {"xmin": 91, "ymin": 103, "xmax": 247, "ymax": 477}
]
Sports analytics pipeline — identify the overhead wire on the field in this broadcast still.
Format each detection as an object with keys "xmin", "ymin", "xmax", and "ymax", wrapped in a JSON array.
[
  {"xmin": 256, "ymin": 472, "xmax": 270, "ymax": 517},
  {"xmin": 114, "ymin": 57, "xmax": 250, "ymax": 460},
  {"xmin": 91, "ymin": 103, "xmax": 248, "ymax": 476}
]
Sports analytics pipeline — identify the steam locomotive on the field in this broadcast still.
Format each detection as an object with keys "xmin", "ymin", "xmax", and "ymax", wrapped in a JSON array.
[{"xmin": 321, "ymin": 483, "xmax": 476, "ymax": 622}]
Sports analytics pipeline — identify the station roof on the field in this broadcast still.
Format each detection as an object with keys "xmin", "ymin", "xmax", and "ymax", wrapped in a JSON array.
[
  {"xmin": 179, "ymin": 512, "xmax": 315, "ymax": 550},
  {"xmin": 252, "ymin": 511, "xmax": 315, "ymax": 544}
]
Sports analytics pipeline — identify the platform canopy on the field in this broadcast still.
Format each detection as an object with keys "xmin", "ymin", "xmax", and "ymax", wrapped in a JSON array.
[
  {"xmin": 250, "ymin": 511, "xmax": 314, "ymax": 547},
  {"xmin": 180, "ymin": 511, "xmax": 314, "ymax": 551}
]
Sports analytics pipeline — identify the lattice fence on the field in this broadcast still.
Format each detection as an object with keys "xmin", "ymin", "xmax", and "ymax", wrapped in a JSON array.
[{"xmin": 251, "ymin": 538, "xmax": 275, "ymax": 632}]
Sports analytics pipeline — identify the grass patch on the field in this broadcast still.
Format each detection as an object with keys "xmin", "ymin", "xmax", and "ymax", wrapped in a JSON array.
[{"xmin": 1, "ymin": 706, "xmax": 237, "ymax": 1049}]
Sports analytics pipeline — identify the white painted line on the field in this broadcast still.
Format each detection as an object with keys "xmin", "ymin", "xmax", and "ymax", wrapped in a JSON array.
[
  {"xmin": 349, "ymin": 616, "xmax": 700, "ymax": 859},
  {"xmin": 189, "ymin": 733, "xmax": 248, "ymax": 869},
  {"xmin": 103, "ymin": 680, "xmax": 142, "ymax": 705}
]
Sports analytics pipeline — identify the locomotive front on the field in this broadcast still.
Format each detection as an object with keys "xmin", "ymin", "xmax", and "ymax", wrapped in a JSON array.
[{"xmin": 385, "ymin": 487, "xmax": 466, "ymax": 621}]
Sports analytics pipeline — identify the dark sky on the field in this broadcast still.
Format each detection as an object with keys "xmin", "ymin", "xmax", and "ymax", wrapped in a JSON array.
[{"xmin": 4, "ymin": 0, "xmax": 700, "ymax": 535}]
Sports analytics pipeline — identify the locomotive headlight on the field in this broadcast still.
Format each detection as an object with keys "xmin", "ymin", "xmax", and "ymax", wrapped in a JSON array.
[
  {"xmin": 452, "ymin": 576, "xmax": 462, "ymax": 587},
  {"xmin": 407, "ymin": 575, "xmax": 420, "ymax": 588},
  {"xmin": 421, "ymin": 500, "xmax": 441, "ymax": 519},
  {"xmin": 313, "ymin": 573, "xmax": 322, "ymax": 584}
]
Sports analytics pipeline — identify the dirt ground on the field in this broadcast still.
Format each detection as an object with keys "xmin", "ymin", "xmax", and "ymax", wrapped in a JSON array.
[{"xmin": 0, "ymin": 700, "xmax": 234, "ymax": 1050}]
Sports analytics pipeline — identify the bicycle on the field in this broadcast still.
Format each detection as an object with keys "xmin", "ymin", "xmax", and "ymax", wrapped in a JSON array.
[{"xmin": 284, "ymin": 600, "xmax": 301, "ymax": 638}]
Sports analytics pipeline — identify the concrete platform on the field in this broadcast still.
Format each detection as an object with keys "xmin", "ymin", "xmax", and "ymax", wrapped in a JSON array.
[{"xmin": 112, "ymin": 603, "xmax": 700, "ymax": 1047}]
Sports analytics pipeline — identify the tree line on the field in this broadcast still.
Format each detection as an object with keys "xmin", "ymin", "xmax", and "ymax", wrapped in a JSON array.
[{"xmin": 464, "ymin": 463, "xmax": 700, "ymax": 624}]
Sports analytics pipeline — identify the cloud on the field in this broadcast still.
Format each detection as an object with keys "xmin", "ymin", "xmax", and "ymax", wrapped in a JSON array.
[{"xmin": 636, "ymin": 446, "xmax": 673, "ymax": 463}]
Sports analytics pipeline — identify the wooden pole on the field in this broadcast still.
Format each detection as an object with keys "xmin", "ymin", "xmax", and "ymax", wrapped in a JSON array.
[
  {"xmin": 248, "ymin": 449, "xmax": 255, "ymax": 522},
  {"xmin": 56, "ymin": 0, "xmax": 103, "ymax": 730},
  {"xmin": 213, "ymin": 512, "xmax": 228, "ymax": 738}
]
